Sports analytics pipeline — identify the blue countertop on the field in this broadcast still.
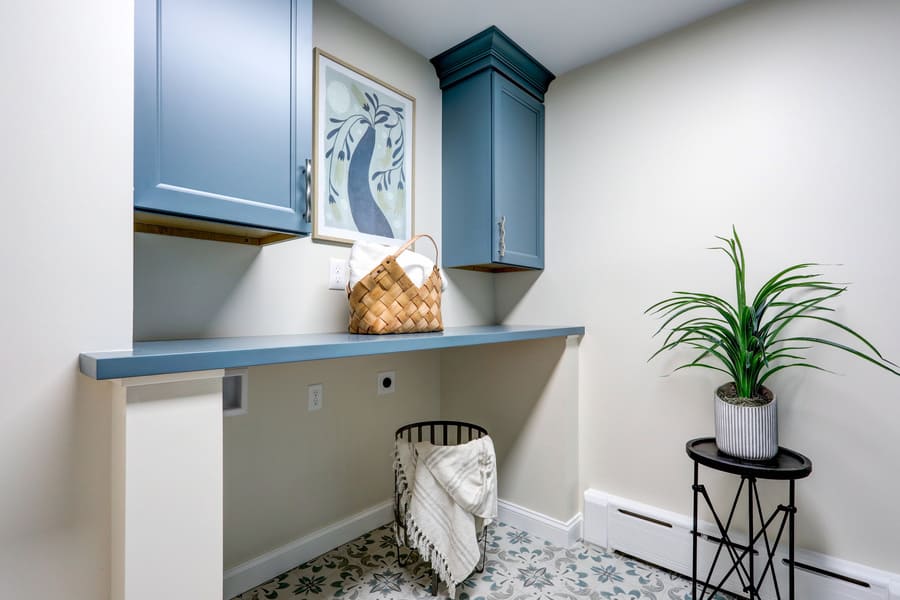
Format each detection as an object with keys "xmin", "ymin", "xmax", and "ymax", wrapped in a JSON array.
[{"xmin": 79, "ymin": 325, "xmax": 585, "ymax": 380}]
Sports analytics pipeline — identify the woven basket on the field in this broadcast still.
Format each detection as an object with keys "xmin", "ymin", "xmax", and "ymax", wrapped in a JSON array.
[{"xmin": 348, "ymin": 234, "xmax": 443, "ymax": 334}]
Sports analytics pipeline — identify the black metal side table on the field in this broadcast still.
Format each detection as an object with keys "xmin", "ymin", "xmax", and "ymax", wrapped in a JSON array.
[{"xmin": 686, "ymin": 437, "xmax": 812, "ymax": 600}]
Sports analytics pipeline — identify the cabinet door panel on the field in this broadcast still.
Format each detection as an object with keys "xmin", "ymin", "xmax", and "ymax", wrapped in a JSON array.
[
  {"xmin": 441, "ymin": 72, "xmax": 493, "ymax": 268},
  {"xmin": 135, "ymin": 0, "xmax": 311, "ymax": 233},
  {"xmin": 492, "ymin": 74, "xmax": 544, "ymax": 269}
]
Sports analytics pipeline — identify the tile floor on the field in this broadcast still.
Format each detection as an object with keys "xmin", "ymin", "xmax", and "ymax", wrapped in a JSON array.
[{"xmin": 234, "ymin": 521, "xmax": 735, "ymax": 599}]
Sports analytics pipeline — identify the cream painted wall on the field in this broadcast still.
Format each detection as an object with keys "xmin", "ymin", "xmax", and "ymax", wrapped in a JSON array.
[
  {"xmin": 224, "ymin": 352, "xmax": 440, "ymax": 569},
  {"xmin": 441, "ymin": 338, "xmax": 581, "ymax": 522},
  {"xmin": 497, "ymin": 0, "xmax": 900, "ymax": 572},
  {"xmin": 0, "ymin": 0, "xmax": 133, "ymax": 598},
  {"xmin": 131, "ymin": 0, "xmax": 496, "ymax": 570}
]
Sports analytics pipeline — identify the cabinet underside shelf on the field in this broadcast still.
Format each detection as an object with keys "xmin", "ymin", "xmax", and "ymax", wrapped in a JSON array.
[
  {"xmin": 134, "ymin": 211, "xmax": 299, "ymax": 246},
  {"xmin": 450, "ymin": 263, "xmax": 534, "ymax": 273}
]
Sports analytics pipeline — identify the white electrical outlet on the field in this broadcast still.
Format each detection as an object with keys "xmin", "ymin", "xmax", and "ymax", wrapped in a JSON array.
[
  {"xmin": 308, "ymin": 383, "xmax": 323, "ymax": 411},
  {"xmin": 328, "ymin": 258, "xmax": 349, "ymax": 290},
  {"xmin": 377, "ymin": 371, "xmax": 396, "ymax": 395}
]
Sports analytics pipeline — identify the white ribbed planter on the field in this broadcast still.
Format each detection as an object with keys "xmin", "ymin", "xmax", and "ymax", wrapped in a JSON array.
[{"xmin": 714, "ymin": 384, "xmax": 778, "ymax": 461}]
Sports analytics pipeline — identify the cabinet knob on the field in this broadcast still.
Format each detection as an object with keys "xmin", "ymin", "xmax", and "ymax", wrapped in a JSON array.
[
  {"xmin": 498, "ymin": 215, "xmax": 506, "ymax": 259},
  {"xmin": 303, "ymin": 158, "xmax": 312, "ymax": 223}
]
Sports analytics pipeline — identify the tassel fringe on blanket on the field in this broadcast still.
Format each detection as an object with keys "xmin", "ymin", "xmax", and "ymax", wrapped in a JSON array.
[{"xmin": 394, "ymin": 436, "xmax": 498, "ymax": 597}]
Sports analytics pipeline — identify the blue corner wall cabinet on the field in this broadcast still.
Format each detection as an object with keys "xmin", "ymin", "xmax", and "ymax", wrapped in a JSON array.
[
  {"xmin": 134, "ymin": 0, "xmax": 313, "ymax": 245},
  {"xmin": 431, "ymin": 27, "xmax": 555, "ymax": 271}
]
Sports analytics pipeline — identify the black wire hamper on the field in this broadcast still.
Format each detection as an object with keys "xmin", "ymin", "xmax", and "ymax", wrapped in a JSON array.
[{"xmin": 393, "ymin": 420, "xmax": 491, "ymax": 595}]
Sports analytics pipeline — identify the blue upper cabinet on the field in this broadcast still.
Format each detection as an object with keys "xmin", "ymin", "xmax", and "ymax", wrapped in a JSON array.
[
  {"xmin": 134, "ymin": 0, "xmax": 312, "ymax": 244},
  {"xmin": 432, "ymin": 27, "xmax": 554, "ymax": 271}
]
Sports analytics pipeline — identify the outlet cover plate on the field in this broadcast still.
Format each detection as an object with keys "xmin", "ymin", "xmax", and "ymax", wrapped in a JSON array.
[
  {"xmin": 308, "ymin": 383, "xmax": 323, "ymax": 411},
  {"xmin": 329, "ymin": 258, "xmax": 349, "ymax": 290}
]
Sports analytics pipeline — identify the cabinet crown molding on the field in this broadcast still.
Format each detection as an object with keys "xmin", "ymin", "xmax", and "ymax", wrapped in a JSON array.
[{"xmin": 430, "ymin": 25, "xmax": 555, "ymax": 101}]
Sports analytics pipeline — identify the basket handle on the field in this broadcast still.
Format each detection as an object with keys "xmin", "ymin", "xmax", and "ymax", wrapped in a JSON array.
[{"xmin": 390, "ymin": 233, "xmax": 439, "ymax": 266}]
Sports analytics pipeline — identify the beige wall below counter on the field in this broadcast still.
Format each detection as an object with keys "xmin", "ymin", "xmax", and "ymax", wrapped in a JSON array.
[
  {"xmin": 224, "ymin": 351, "xmax": 440, "ymax": 570},
  {"xmin": 441, "ymin": 337, "xmax": 581, "ymax": 523}
]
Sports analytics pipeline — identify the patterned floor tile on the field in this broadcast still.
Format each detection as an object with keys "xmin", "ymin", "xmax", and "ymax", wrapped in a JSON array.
[{"xmin": 233, "ymin": 522, "xmax": 735, "ymax": 600}]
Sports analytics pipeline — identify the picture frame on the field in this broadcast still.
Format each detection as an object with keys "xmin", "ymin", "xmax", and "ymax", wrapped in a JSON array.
[{"xmin": 313, "ymin": 49, "xmax": 415, "ymax": 245}]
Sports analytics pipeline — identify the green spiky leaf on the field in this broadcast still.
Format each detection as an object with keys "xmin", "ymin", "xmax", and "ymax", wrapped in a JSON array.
[{"xmin": 646, "ymin": 228, "xmax": 898, "ymax": 399}]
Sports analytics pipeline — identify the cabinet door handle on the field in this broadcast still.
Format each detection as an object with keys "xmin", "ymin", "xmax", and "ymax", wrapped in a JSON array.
[
  {"xmin": 498, "ymin": 215, "xmax": 506, "ymax": 259},
  {"xmin": 303, "ymin": 158, "xmax": 312, "ymax": 223}
]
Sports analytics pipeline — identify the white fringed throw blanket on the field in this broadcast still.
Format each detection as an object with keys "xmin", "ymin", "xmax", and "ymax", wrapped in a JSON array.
[{"xmin": 394, "ymin": 436, "xmax": 498, "ymax": 597}]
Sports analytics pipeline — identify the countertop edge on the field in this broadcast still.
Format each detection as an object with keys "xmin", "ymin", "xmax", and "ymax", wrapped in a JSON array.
[{"xmin": 80, "ymin": 325, "xmax": 585, "ymax": 380}]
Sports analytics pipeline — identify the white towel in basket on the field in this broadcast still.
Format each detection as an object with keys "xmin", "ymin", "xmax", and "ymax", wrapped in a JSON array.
[
  {"xmin": 394, "ymin": 436, "xmax": 497, "ymax": 597},
  {"xmin": 348, "ymin": 240, "xmax": 446, "ymax": 290}
]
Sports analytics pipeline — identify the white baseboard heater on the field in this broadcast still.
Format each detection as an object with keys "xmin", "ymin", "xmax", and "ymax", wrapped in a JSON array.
[{"xmin": 583, "ymin": 489, "xmax": 899, "ymax": 600}]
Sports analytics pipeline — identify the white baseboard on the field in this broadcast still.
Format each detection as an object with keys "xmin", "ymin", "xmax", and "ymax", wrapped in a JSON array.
[
  {"xmin": 223, "ymin": 500, "xmax": 394, "ymax": 599},
  {"xmin": 583, "ymin": 488, "xmax": 900, "ymax": 600},
  {"xmin": 497, "ymin": 499, "xmax": 582, "ymax": 548}
]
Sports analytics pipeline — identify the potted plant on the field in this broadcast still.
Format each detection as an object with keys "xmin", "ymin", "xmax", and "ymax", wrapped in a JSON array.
[{"xmin": 646, "ymin": 227, "xmax": 899, "ymax": 460}]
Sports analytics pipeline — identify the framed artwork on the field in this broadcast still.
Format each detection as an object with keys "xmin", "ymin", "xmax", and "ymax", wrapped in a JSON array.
[{"xmin": 313, "ymin": 49, "xmax": 415, "ymax": 245}]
